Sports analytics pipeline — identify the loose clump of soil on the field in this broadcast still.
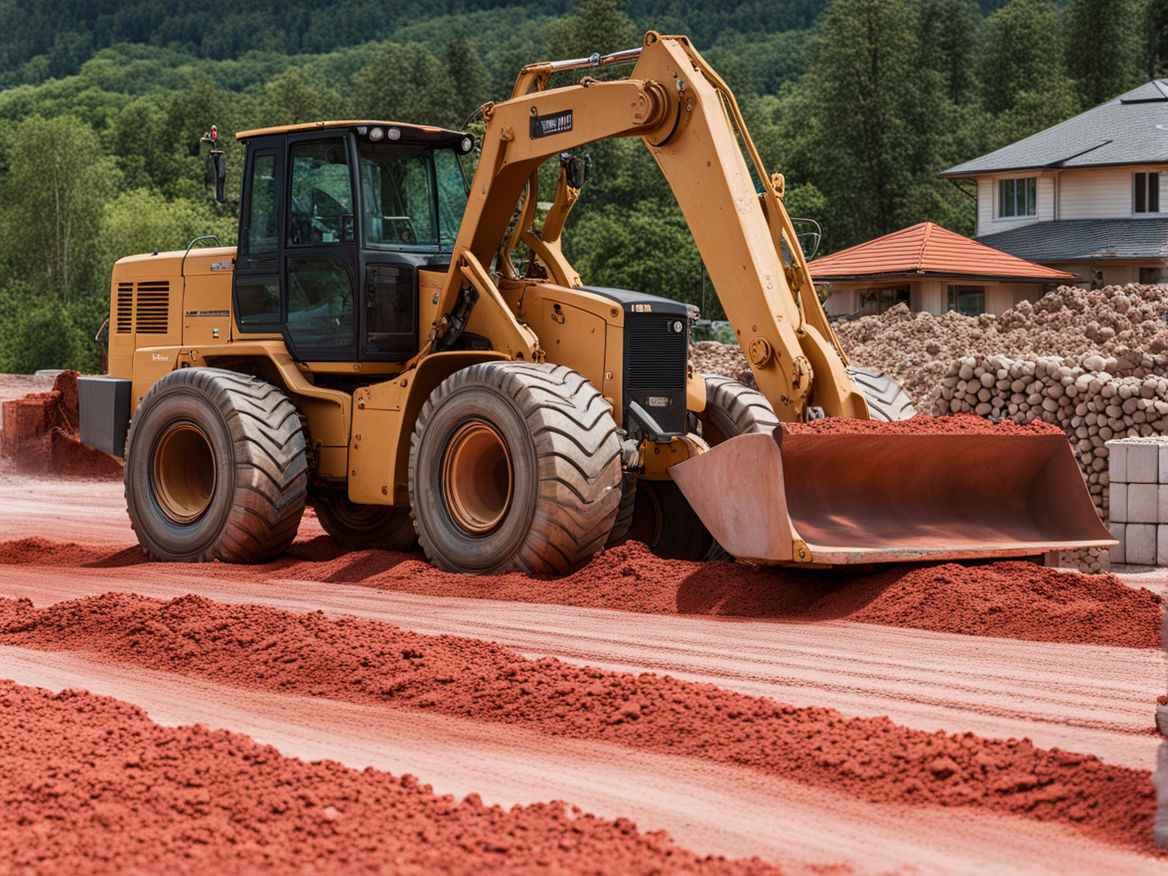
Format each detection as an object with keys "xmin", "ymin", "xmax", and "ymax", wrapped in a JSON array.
[
  {"xmin": 0, "ymin": 679, "xmax": 784, "ymax": 874},
  {"xmin": 0, "ymin": 537, "xmax": 1157, "ymax": 648},
  {"xmin": 0, "ymin": 371, "xmax": 121, "ymax": 478},
  {"xmin": 0, "ymin": 592, "xmax": 1158, "ymax": 856}
]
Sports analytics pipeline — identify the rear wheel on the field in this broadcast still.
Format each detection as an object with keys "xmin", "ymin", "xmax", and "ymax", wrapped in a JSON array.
[
  {"xmin": 315, "ymin": 491, "xmax": 416, "ymax": 550},
  {"xmin": 409, "ymin": 362, "xmax": 621, "ymax": 574},
  {"xmin": 846, "ymin": 366, "xmax": 916, "ymax": 421},
  {"xmin": 124, "ymin": 368, "xmax": 308, "ymax": 563}
]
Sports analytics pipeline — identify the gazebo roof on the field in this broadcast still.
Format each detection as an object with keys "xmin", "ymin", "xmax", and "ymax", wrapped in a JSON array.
[{"xmin": 806, "ymin": 222, "xmax": 1077, "ymax": 282}]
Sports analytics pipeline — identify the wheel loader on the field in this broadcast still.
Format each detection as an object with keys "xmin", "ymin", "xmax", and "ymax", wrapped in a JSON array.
[{"xmin": 77, "ymin": 32, "xmax": 1112, "ymax": 573}]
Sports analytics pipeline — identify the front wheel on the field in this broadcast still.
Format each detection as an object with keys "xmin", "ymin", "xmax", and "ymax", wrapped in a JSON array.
[
  {"xmin": 409, "ymin": 362, "xmax": 622, "ymax": 575},
  {"xmin": 124, "ymin": 368, "xmax": 308, "ymax": 563}
]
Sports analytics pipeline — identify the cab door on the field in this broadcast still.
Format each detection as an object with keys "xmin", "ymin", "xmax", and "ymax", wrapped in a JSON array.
[{"xmin": 282, "ymin": 134, "xmax": 360, "ymax": 361}]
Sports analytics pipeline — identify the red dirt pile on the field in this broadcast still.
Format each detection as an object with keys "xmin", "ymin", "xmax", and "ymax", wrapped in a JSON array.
[
  {"xmin": 0, "ymin": 592, "xmax": 1158, "ymax": 855},
  {"xmin": 0, "ymin": 371, "xmax": 121, "ymax": 478},
  {"xmin": 784, "ymin": 412, "xmax": 1065, "ymax": 436},
  {"xmin": 0, "ymin": 536, "xmax": 1157, "ymax": 648},
  {"xmin": 0, "ymin": 680, "xmax": 783, "ymax": 874}
]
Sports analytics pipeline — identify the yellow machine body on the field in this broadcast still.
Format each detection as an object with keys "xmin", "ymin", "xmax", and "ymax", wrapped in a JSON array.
[{"xmin": 99, "ymin": 32, "xmax": 1114, "ymax": 568}]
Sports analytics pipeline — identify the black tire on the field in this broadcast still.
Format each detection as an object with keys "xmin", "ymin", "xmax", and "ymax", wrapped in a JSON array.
[
  {"xmin": 315, "ymin": 491, "xmax": 416, "ymax": 551},
  {"xmin": 124, "ymin": 368, "xmax": 308, "ymax": 563},
  {"xmin": 623, "ymin": 375, "xmax": 779, "ymax": 560},
  {"xmin": 409, "ymin": 362, "xmax": 622, "ymax": 575},
  {"xmin": 626, "ymin": 479, "xmax": 714, "ymax": 560},
  {"xmin": 846, "ymin": 366, "xmax": 916, "ymax": 421},
  {"xmin": 699, "ymin": 375, "xmax": 780, "ymax": 443},
  {"xmin": 605, "ymin": 473, "xmax": 637, "ymax": 548}
]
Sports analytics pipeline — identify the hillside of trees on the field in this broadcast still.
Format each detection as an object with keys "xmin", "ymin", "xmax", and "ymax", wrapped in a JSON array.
[{"xmin": 0, "ymin": 0, "xmax": 1163, "ymax": 371}]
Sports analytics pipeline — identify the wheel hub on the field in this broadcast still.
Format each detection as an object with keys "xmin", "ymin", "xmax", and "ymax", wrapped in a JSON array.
[
  {"xmin": 152, "ymin": 423, "xmax": 216, "ymax": 524},
  {"xmin": 441, "ymin": 420, "xmax": 513, "ymax": 535}
]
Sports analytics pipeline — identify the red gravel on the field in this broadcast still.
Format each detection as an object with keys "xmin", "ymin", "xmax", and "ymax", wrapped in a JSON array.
[
  {"xmin": 0, "ymin": 372, "xmax": 121, "ymax": 478},
  {"xmin": 784, "ymin": 413, "xmax": 1066, "ymax": 435},
  {"xmin": 0, "ymin": 680, "xmax": 785, "ymax": 874},
  {"xmin": 0, "ymin": 537, "xmax": 1155, "ymax": 648},
  {"xmin": 0, "ymin": 592, "xmax": 1158, "ymax": 855}
]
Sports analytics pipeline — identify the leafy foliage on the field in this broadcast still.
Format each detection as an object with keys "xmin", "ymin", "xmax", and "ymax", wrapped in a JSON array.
[{"xmin": 0, "ymin": 0, "xmax": 1154, "ymax": 370}]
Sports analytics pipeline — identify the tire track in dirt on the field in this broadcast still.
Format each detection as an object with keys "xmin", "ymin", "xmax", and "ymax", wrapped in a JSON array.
[{"xmin": 0, "ymin": 565, "xmax": 1156, "ymax": 771}]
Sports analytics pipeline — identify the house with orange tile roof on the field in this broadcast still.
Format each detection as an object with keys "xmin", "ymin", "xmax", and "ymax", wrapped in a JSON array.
[{"xmin": 808, "ymin": 222, "xmax": 1076, "ymax": 318}]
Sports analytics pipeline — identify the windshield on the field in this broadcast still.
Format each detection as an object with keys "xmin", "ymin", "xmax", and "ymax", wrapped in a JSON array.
[{"xmin": 357, "ymin": 142, "xmax": 468, "ymax": 251}]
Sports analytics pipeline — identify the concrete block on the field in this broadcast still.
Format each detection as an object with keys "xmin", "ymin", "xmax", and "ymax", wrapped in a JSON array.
[
  {"xmin": 1131, "ymin": 483, "xmax": 1158, "ymax": 523},
  {"xmin": 1108, "ymin": 441, "xmax": 1127, "ymax": 484},
  {"xmin": 1127, "ymin": 523, "xmax": 1157, "ymax": 565},
  {"xmin": 1110, "ymin": 522, "xmax": 1125, "ymax": 565},
  {"xmin": 1111, "ymin": 483, "xmax": 1128, "ymax": 523},
  {"xmin": 1161, "ymin": 445, "xmax": 1168, "ymax": 485},
  {"xmin": 1129, "ymin": 443, "xmax": 1160, "ymax": 484},
  {"xmin": 1159, "ymin": 526, "xmax": 1168, "ymax": 566},
  {"xmin": 1161, "ymin": 486, "xmax": 1168, "ymax": 525}
]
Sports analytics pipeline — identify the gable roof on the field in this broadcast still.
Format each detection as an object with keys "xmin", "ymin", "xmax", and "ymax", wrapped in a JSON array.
[
  {"xmin": 976, "ymin": 217, "xmax": 1168, "ymax": 262},
  {"xmin": 806, "ymin": 222, "xmax": 1077, "ymax": 282},
  {"xmin": 939, "ymin": 80, "xmax": 1168, "ymax": 177}
]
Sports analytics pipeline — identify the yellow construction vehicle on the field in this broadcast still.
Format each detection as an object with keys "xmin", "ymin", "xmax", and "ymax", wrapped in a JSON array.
[{"xmin": 78, "ymin": 32, "xmax": 1112, "ymax": 572}]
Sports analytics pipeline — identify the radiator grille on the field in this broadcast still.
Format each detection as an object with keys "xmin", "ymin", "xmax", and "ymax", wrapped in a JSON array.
[
  {"xmin": 624, "ymin": 315, "xmax": 687, "ymax": 393},
  {"xmin": 114, "ymin": 283, "xmax": 133, "ymax": 334},
  {"xmin": 134, "ymin": 281, "xmax": 170, "ymax": 334}
]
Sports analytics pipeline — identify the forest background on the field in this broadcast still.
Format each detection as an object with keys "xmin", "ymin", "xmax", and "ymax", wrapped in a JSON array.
[{"xmin": 0, "ymin": 0, "xmax": 1161, "ymax": 371}]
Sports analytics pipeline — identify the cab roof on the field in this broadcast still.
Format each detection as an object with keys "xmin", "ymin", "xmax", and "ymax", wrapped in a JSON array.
[{"xmin": 235, "ymin": 120, "xmax": 469, "ymax": 147}]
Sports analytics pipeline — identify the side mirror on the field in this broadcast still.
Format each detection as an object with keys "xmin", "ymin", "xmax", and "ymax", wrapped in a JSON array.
[
  {"xmin": 201, "ymin": 124, "xmax": 226, "ymax": 204},
  {"xmin": 210, "ymin": 150, "xmax": 226, "ymax": 204},
  {"xmin": 790, "ymin": 217, "xmax": 822, "ymax": 261},
  {"xmin": 560, "ymin": 152, "xmax": 591, "ymax": 190}
]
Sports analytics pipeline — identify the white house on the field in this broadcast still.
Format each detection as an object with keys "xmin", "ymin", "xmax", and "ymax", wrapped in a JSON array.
[{"xmin": 938, "ymin": 80, "xmax": 1168, "ymax": 287}]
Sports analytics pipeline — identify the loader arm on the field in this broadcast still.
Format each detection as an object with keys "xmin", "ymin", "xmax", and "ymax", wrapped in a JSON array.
[{"xmin": 434, "ymin": 32, "xmax": 867, "ymax": 421}]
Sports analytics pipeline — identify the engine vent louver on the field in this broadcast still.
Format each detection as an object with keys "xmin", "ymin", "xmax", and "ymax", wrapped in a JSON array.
[
  {"xmin": 115, "ymin": 283, "xmax": 133, "ymax": 334},
  {"xmin": 134, "ymin": 281, "xmax": 170, "ymax": 334}
]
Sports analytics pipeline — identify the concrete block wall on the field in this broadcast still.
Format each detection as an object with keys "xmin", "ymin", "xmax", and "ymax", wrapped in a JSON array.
[{"xmin": 1107, "ymin": 437, "xmax": 1168, "ymax": 565}]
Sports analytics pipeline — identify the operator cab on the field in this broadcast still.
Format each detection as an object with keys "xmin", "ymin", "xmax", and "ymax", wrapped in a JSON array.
[{"xmin": 233, "ymin": 121, "xmax": 474, "ymax": 363}]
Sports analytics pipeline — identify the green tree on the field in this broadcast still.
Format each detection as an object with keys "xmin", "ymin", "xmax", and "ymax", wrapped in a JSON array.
[
  {"xmin": 0, "ymin": 115, "xmax": 117, "ymax": 304},
  {"xmin": 916, "ymin": 0, "xmax": 982, "ymax": 103},
  {"xmin": 978, "ymin": 0, "xmax": 1074, "ymax": 115},
  {"xmin": 99, "ymin": 188, "xmax": 236, "ymax": 272},
  {"xmin": 444, "ymin": 34, "xmax": 492, "ymax": 126},
  {"xmin": 353, "ymin": 42, "xmax": 459, "ymax": 127},
  {"xmin": 1065, "ymin": 0, "xmax": 1143, "ymax": 105},
  {"xmin": 566, "ymin": 202, "xmax": 705, "ymax": 310},
  {"xmin": 793, "ymin": 0, "xmax": 954, "ymax": 248},
  {"xmin": 1143, "ymin": 0, "xmax": 1168, "ymax": 78},
  {"xmin": 552, "ymin": 0, "xmax": 639, "ymax": 77},
  {"xmin": 257, "ymin": 67, "xmax": 345, "ymax": 127}
]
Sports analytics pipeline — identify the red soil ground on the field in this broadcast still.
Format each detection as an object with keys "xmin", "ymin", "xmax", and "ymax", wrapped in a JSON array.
[
  {"xmin": 0, "ymin": 679, "xmax": 789, "ymax": 874},
  {"xmin": 0, "ymin": 536, "xmax": 1157, "ymax": 649},
  {"xmin": 784, "ymin": 413, "xmax": 1066, "ymax": 436},
  {"xmin": 0, "ymin": 592, "xmax": 1158, "ymax": 857},
  {"xmin": 0, "ymin": 371, "xmax": 121, "ymax": 478}
]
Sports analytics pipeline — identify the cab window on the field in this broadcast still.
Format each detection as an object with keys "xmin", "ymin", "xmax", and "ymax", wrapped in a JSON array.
[
  {"xmin": 358, "ymin": 143, "xmax": 468, "ymax": 250},
  {"xmin": 288, "ymin": 139, "xmax": 354, "ymax": 245}
]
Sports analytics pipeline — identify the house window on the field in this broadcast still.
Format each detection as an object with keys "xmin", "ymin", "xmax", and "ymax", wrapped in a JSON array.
[
  {"xmin": 1140, "ymin": 266, "xmax": 1168, "ymax": 285},
  {"xmin": 1134, "ymin": 172, "xmax": 1160, "ymax": 214},
  {"xmin": 857, "ymin": 286, "xmax": 909, "ymax": 315},
  {"xmin": 998, "ymin": 178, "xmax": 1036, "ymax": 218},
  {"xmin": 947, "ymin": 285, "xmax": 985, "ymax": 316}
]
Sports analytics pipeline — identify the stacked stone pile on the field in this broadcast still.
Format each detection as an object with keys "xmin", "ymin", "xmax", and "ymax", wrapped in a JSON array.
[
  {"xmin": 831, "ymin": 284, "xmax": 1168, "ymax": 409},
  {"xmin": 689, "ymin": 284, "xmax": 1168, "ymax": 571},
  {"xmin": 690, "ymin": 340, "xmax": 751, "ymax": 385}
]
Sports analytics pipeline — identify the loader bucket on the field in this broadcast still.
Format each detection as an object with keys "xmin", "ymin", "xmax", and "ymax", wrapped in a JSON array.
[{"xmin": 668, "ymin": 429, "xmax": 1114, "ymax": 565}]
